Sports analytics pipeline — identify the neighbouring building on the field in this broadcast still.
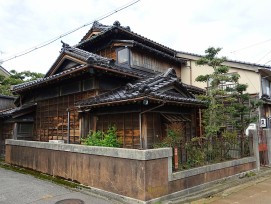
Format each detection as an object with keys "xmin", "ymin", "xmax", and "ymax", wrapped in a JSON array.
[{"xmin": 177, "ymin": 51, "xmax": 271, "ymax": 129}]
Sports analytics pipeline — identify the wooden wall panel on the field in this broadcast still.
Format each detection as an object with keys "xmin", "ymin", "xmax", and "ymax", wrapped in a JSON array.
[
  {"xmin": 96, "ymin": 113, "xmax": 140, "ymax": 149},
  {"xmin": 35, "ymin": 91, "xmax": 95, "ymax": 143},
  {"xmin": 145, "ymin": 113, "xmax": 162, "ymax": 149},
  {"xmin": 131, "ymin": 51, "xmax": 180, "ymax": 77},
  {"xmin": 97, "ymin": 48, "xmax": 117, "ymax": 60},
  {"xmin": 0, "ymin": 122, "xmax": 13, "ymax": 156}
]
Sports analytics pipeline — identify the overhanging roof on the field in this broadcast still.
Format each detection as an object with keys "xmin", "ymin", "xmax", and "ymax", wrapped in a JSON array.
[
  {"xmin": 12, "ymin": 46, "xmax": 155, "ymax": 93},
  {"xmin": 76, "ymin": 68, "xmax": 205, "ymax": 109}
]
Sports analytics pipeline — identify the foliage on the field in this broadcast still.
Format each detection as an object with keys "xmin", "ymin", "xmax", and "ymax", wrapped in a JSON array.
[
  {"xmin": 82, "ymin": 126, "xmax": 121, "ymax": 147},
  {"xmin": 185, "ymin": 137, "xmax": 206, "ymax": 168},
  {"xmin": 153, "ymin": 123, "xmax": 185, "ymax": 148},
  {"xmin": 196, "ymin": 47, "xmax": 261, "ymax": 140},
  {"xmin": 0, "ymin": 69, "xmax": 44, "ymax": 96}
]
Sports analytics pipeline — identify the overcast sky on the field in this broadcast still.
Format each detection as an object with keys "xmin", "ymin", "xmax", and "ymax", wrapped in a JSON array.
[{"xmin": 1, "ymin": 0, "xmax": 271, "ymax": 74}]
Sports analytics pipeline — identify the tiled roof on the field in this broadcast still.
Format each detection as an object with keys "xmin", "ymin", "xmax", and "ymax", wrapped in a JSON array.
[
  {"xmin": 0, "ymin": 103, "xmax": 36, "ymax": 118},
  {"xmin": 77, "ymin": 21, "xmax": 177, "ymax": 56},
  {"xmin": 0, "ymin": 107, "xmax": 16, "ymax": 118},
  {"xmin": 12, "ymin": 64, "xmax": 88, "ymax": 92},
  {"xmin": 62, "ymin": 45, "xmax": 154, "ymax": 77},
  {"xmin": 13, "ymin": 46, "xmax": 154, "ymax": 92},
  {"xmin": 76, "ymin": 68, "xmax": 205, "ymax": 108},
  {"xmin": 177, "ymin": 50, "xmax": 271, "ymax": 69}
]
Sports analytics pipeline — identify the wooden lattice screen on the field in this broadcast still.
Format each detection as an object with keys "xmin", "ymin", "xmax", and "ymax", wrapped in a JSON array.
[
  {"xmin": 96, "ymin": 113, "xmax": 140, "ymax": 149},
  {"xmin": 35, "ymin": 91, "xmax": 95, "ymax": 143}
]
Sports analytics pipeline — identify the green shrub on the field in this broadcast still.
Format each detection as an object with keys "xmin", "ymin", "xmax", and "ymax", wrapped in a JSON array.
[{"xmin": 82, "ymin": 126, "xmax": 120, "ymax": 147}]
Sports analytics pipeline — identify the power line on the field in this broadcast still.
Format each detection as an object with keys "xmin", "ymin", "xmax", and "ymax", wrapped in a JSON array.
[
  {"xmin": 264, "ymin": 59, "xmax": 271, "ymax": 65},
  {"xmin": 230, "ymin": 38, "xmax": 271, "ymax": 54},
  {"xmin": 0, "ymin": 0, "xmax": 140, "ymax": 64},
  {"xmin": 256, "ymin": 49, "xmax": 271, "ymax": 63}
]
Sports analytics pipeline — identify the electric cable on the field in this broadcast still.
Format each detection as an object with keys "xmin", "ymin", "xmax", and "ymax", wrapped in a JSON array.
[{"xmin": 0, "ymin": 0, "xmax": 140, "ymax": 64}]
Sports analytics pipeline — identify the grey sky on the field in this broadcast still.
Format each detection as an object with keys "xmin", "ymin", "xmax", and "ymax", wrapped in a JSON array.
[{"xmin": 1, "ymin": 0, "xmax": 271, "ymax": 74}]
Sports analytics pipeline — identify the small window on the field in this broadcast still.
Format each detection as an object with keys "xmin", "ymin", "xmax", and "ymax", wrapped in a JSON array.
[
  {"xmin": 117, "ymin": 48, "xmax": 129, "ymax": 64},
  {"xmin": 262, "ymin": 78, "xmax": 271, "ymax": 96}
]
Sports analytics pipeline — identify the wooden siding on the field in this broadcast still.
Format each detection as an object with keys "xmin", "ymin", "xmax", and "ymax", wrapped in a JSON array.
[
  {"xmin": 97, "ymin": 47, "xmax": 117, "ymax": 60},
  {"xmin": 94, "ymin": 111, "xmax": 197, "ymax": 149},
  {"xmin": 35, "ymin": 91, "xmax": 95, "ymax": 143},
  {"xmin": 144, "ymin": 113, "xmax": 162, "ymax": 149},
  {"xmin": 0, "ymin": 122, "xmax": 13, "ymax": 155},
  {"xmin": 96, "ymin": 113, "xmax": 140, "ymax": 149},
  {"xmin": 131, "ymin": 50, "xmax": 181, "ymax": 77}
]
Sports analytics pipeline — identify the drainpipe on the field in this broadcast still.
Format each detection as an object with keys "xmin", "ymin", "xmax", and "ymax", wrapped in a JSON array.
[
  {"xmin": 189, "ymin": 60, "xmax": 192, "ymax": 85},
  {"xmin": 139, "ymin": 102, "xmax": 165, "ymax": 149},
  {"xmin": 67, "ymin": 108, "xmax": 70, "ymax": 144}
]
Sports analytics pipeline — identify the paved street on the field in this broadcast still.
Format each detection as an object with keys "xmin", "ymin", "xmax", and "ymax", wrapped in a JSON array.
[
  {"xmin": 0, "ymin": 167, "xmax": 117, "ymax": 204},
  {"xmin": 193, "ymin": 176, "xmax": 271, "ymax": 204}
]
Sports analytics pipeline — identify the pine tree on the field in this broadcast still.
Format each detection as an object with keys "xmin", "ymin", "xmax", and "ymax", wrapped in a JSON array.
[{"xmin": 196, "ymin": 47, "xmax": 261, "ymax": 157}]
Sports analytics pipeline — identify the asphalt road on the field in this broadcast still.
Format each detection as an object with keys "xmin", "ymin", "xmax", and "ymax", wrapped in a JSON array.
[{"xmin": 0, "ymin": 167, "xmax": 117, "ymax": 204}]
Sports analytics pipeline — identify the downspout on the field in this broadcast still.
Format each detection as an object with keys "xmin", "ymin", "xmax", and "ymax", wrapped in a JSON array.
[
  {"xmin": 189, "ymin": 60, "xmax": 192, "ymax": 85},
  {"xmin": 139, "ymin": 102, "xmax": 165, "ymax": 149},
  {"xmin": 67, "ymin": 108, "xmax": 70, "ymax": 144}
]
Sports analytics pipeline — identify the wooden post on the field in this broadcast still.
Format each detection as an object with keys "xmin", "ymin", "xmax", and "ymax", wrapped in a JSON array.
[
  {"xmin": 141, "ymin": 114, "xmax": 148, "ymax": 149},
  {"xmin": 174, "ymin": 146, "xmax": 178, "ymax": 170}
]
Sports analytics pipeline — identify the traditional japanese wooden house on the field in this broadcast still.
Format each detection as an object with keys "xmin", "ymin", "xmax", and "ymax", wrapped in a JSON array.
[{"xmin": 5, "ymin": 21, "xmax": 205, "ymax": 149}]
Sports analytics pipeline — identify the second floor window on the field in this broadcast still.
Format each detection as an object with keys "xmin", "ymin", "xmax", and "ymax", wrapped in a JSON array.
[
  {"xmin": 117, "ymin": 48, "xmax": 129, "ymax": 65},
  {"xmin": 262, "ymin": 78, "xmax": 271, "ymax": 96}
]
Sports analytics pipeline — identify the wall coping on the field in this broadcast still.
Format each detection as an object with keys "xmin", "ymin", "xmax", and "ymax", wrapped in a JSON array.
[
  {"xmin": 169, "ymin": 156, "xmax": 256, "ymax": 181},
  {"xmin": 5, "ymin": 139, "xmax": 172, "ymax": 161}
]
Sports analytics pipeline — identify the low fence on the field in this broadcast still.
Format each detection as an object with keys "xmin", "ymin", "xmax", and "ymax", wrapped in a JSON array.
[
  {"xmin": 174, "ymin": 134, "xmax": 253, "ymax": 171},
  {"xmin": 5, "ymin": 139, "xmax": 257, "ymax": 203}
]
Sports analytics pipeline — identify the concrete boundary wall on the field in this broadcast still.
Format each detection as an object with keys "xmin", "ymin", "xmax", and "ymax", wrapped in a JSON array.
[
  {"xmin": 5, "ymin": 139, "xmax": 172, "ymax": 160},
  {"xmin": 170, "ymin": 157, "xmax": 256, "ymax": 181},
  {"xmin": 5, "ymin": 139, "xmax": 257, "ymax": 203}
]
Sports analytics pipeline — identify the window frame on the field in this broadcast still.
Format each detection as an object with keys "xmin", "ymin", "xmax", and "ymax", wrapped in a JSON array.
[{"xmin": 116, "ymin": 47, "xmax": 130, "ymax": 67}]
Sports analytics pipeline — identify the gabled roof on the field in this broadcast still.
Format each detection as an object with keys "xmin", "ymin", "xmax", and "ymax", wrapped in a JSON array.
[
  {"xmin": 77, "ymin": 21, "xmax": 179, "ymax": 58},
  {"xmin": 45, "ymin": 41, "xmax": 113, "ymax": 77},
  {"xmin": 76, "ymin": 68, "xmax": 205, "ymax": 108},
  {"xmin": 13, "ymin": 46, "xmax": 155, "ymax": 93}
]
